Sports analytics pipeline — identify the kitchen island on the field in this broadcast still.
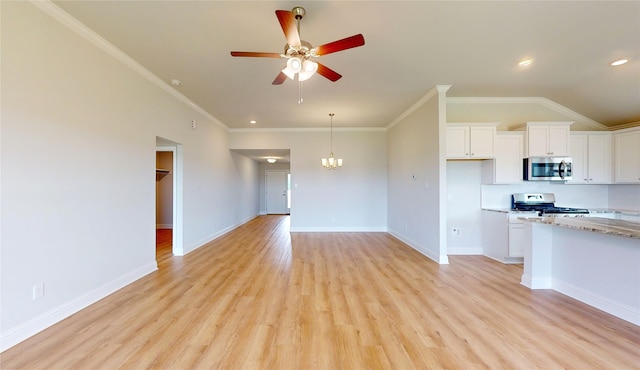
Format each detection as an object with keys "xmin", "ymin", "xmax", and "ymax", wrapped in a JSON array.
[{"xmin": 521, "ymin": 216, "xmax": 640, "ymax": 325}]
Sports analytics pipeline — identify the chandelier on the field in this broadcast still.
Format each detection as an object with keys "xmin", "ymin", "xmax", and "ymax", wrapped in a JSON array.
[{"xmin": 321, "ymin": 113, "xmax": 343, "ymax": 170}]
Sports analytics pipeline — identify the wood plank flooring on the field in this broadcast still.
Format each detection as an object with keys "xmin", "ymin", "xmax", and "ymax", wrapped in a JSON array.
[{"xmin": 2, "ymin": 215, "xmax": 639, "ymax": 369}]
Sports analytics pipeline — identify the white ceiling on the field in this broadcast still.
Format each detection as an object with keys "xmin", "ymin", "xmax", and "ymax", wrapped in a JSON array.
[{"xmin": 54, "ymin": 1, "xmax": 639, "ymax": 130}]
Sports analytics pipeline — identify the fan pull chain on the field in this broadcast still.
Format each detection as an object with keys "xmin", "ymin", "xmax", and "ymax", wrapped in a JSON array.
[{"xmin": 298, "ymin": 81, "xmax": 304, "ymax": 105}]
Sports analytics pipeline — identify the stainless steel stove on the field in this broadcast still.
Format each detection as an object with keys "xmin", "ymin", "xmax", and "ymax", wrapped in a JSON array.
[{"xmin": 511, "ymin": 193, "xmax": 590, "ymax": 216}]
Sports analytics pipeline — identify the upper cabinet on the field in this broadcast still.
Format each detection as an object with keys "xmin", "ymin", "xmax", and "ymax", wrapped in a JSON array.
[
  {"xmin": 446, "ymin": 123, "xmax": 498, "ymax": 159},
  {"xmin": 482, "ymin": 132, "xmax": 524, "ymax": 184},
  {"xmin": 569, "ymin": 133, "xmax": 612, "ymax": 184},
  {"xmin": 614, "ymin": 128, "xmax": 640, "ymax": 183},
  {"xmin": 524, "ymin": 121, "xmax": 572, "ymax": 157}
]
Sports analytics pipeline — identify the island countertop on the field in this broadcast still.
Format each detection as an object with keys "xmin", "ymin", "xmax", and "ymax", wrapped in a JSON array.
[{"xmin": 520, "ymin": 216, "xmax": 640, "ymax": 239}]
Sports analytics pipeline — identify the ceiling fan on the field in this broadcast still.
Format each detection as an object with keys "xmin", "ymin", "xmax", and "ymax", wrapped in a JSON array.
[{"xmin": 230, "ymin": 6, "xmax": 365, "ymax": 85}]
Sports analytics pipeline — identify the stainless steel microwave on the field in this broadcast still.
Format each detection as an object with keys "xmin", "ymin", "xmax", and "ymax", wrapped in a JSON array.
[{"xmin": 523, "ymin": 157, "xmax": 572, "ymax": 181}]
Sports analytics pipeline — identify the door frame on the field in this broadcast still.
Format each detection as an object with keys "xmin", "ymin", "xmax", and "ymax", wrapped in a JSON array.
[
  {"xmin": 265, "ymin": 170, "xmax": 290, "ymax": 215},
  {"xmin": 156, "ymin": 144, "xmax": 184, "ymax": 256}
]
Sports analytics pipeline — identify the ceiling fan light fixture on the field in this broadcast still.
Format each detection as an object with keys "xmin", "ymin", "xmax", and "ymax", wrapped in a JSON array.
[
  {"xmin": 281, "ymin": 67, "xmax": 296, "ymax": 80},
  {"xmin": 287, "ymin": 57, "xmax": 302, "ymax": 73},
  {"xmin": 298, "ymin": 60, "xmax": 318, "ymax": 81}
]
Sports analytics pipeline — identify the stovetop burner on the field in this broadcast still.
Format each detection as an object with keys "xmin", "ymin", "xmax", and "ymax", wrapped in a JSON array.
[
  {"xmin": 511, "ymin": 193, "xmax": 590, "ymax": 215},
  {"xmin": 540, "ymin": 207, "xmax": 590, "ymax": 215}
]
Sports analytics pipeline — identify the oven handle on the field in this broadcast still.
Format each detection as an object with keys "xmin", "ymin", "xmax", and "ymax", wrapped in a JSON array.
[{"xmin": 559, "ymin": 160, "xmax": 566, "ymax": 179}]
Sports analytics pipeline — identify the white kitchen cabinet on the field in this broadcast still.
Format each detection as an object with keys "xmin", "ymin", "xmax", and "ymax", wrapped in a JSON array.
[
  {"xmin": 507, "ymin": 212, "xmax": 538, "ymax": 258},
  {"xmin": 508, "ymin": 223, "xmax": 526, "ymax": 257},
  {"xmin": 614, "ymin": 129, "xmax": 640, "ymax": 183},
  {"xmin": 569, "ymin": 133, "xmax": 612, "ymax": 184},
  {"xmin": 482, "ymin": 210, "xmax": 531, "ymax": 263},
  {"xmin": 446, "ymin": 123, "xmax": 498, "ymax": 159},
  {"xmin": 524, "ymin": 121, "xmax": 572, "ymax": 157},
  {"xmin": 482, "ymin": 133, "xmax": 524, "ymax": 184}
]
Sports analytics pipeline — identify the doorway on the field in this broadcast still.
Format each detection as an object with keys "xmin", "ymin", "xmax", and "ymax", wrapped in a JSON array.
[
  {"xmin": 266, "ymin": 170, "xmax": 290, "ymax": 214},
  {"xmin": 156, "ymin": 138, "xmax": 184, "ymax": 257}
]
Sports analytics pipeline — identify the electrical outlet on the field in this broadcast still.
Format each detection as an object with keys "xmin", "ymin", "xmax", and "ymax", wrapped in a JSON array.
[
  {"xmin": 33, "ymin": 282, "xmax": 44, "ymax": 300},
  {"xmin": 451, "ymin": 228, "xmax": 461, "ymax": 237}
]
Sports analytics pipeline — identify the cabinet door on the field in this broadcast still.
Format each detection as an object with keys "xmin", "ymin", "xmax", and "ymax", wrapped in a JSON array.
[
  {"xmin": 469, "ymin": 126, "xmax": 495, "ymax": 158},
  {"xmin": 547, "ymin": 125, "xmax": 570, "ymax": 156},
  {"xmin": 586, "ymin": 134, "xmax": 611, "ymax": 183},
  {"xmin": 446, "ymin": 127, "xmax": 469, "ymax": 158},
  {"xmin": 508, "ymin": 224, "xmax": 525, "ymax": 257},
  {"xmin": 527, "ymin": 126, "xmax": 550, "ymax": 156},
  {"xmin": 569, "ymin": 135, "xmax": 587, "ymax": 183},
  {"xmin": 493, "ymin": 135, "xmax": 523, "ymax": 183},
  {"xmin": 615, "ymin": 131, "xmax": 640, "ymax": 183}
]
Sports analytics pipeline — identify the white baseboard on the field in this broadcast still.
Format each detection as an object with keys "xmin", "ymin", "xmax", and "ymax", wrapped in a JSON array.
[
  {"xmin": 0, "ymin": 262, "xmax": 158, "ymax": 352},
  {"xmin": 553, "ymin": 279, "xmax": 640, "ymax": 326},
  {"xmin": 521, "ymin": 275, "xmax": 552, "ymax": 289},
  {"xmin": 156, "ymin": 224, "xmax": 173, "ymax": 229},
  {"xmin": 447, "ymin": 246, "xmax": 483, "ymax": 255},
  {"xmin": 483, "ymin": 254, "xmax": 524, "ymax": 265},
  {"xmin": 289, "ymin": 226, "xmax": 387, "ymax": 232},
  {"xmin": 387, "ymin": 229, "xmax": 448, "ymax": 264},
  {"xmin": 182, "ymin": 215, "xmax": 259, "ymax": 255}
]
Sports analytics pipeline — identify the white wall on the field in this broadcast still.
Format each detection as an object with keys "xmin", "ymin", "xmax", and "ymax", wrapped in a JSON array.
[
  {"xmin": 229, "ymin": 129, "xmax": 387, "ymax": 231},
  {"xmin": 1, "ymin": 2, "xmax": 259, "ymax": 350},
  {"xmin": 387, "ymin": 87, "xmax": 448, "ymax": 263}
]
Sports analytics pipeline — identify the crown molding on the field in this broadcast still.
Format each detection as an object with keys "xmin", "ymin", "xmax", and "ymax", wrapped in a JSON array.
[
  {"xmin": 446, "ymin": 96, "xmax": 608, "ymax": 131},
  {"xmin": 608, "ymin": 121, "xmax": 640, "ymax": 131},
  {"xmin": 30, "ymin": 0, "xmax": 228, "ymax": 131},
  {"xmin": 386, "ymin": 85, "xmax": 450, "ymax": 130},
  {"xmin": 229, "ymin": 127, "xmax": 387, "ymax": 134}
]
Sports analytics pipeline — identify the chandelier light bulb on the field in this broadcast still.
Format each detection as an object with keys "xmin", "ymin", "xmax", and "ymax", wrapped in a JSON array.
[{"xmin": 321, "ymin": 113, "xmax": 343, "ymax": 170}]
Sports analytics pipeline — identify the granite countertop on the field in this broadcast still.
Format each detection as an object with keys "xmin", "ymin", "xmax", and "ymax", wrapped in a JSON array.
[
  {"xmin": 520, "ymin": 216, "xmax": 640, "ymax": 239},
  {"xmin": 482, "ymin": 208, "xmax": 640, "ymax": 216},
  {"xmin": 588, "ymin": 208, "xmax": 640, "ymax": 216},
  {"xmin": 482, "ymin": 208, "xmax": 537, "ymax": 214}
]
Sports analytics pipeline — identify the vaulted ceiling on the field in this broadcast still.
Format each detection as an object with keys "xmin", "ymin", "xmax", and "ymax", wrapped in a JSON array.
[{"xmin": 54, "ymin": 1, "xmax": 639, "ymax": 129}]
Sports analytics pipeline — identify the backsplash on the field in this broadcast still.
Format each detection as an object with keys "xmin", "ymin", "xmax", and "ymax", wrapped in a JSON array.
[
  {"xmin": 608, "ymin": 185, "xmax": 640, "ymax": 211},
  {"xmin": 482, "ymin": 183, "xmax": 610, "ymax": 209}
]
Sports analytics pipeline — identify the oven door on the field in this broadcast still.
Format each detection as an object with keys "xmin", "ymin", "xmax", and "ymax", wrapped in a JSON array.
[{"xmin": 524, "ymin": 157, "xmax": 572, "ymax": 181}]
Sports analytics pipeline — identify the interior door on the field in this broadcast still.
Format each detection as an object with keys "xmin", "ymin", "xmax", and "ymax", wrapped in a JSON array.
[{"xmin": 266, "ymin": 171, "xmax": 288, "ymax": 214}]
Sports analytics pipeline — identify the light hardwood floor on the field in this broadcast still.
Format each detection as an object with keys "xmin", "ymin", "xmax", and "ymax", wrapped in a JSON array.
[{"xmin": 2, "ymin": 215, "xmax": 639, "ymax": 369}]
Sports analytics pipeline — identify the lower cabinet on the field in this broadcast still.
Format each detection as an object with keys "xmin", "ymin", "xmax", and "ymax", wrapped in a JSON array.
[
  {"xmin": 508, "ymin": 220, "xmax": 526, "ymax": 257},
  {"xmin": 482, "ymin": 210, "xmax": 535, "ymax": 263}
]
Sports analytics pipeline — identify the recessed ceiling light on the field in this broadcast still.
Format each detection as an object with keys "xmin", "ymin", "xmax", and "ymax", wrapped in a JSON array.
[
  {"xmin": 249, "ymin": 120, "xmax": 257, "ymax": 124},
  {"xmin": 518, "ymin": 59, "xmax": 534, "ymax": 67},
  {"xmin": 611, "ymin": 59, "xmax": 628, "ymax": 66},
  {"xmin": 169, "ymin": 79, "xmax": 181, "ymax": 86}
]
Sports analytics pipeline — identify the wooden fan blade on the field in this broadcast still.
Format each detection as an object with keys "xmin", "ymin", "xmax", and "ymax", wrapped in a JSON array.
[
  {"xmin": 316, "ymin": 63, "xmax": 342, "ymax": 82},
  {"xmin": 276, "ymin": 10, "xmax": 301, "ymax": 48},
  {"xmin": 230, "ymin": 51, "xmax": 282, "ymax": 58},
  {"xmin": 272, "ymin": 71, "xmax": 288, "ymax": 85},
  {"xmin": 314, "ymin": 34, "xmax": 365, "ymax": 56}
]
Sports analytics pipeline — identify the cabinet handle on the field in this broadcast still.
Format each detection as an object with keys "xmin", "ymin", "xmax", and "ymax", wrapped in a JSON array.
[{"xmin": 471, "ymin": 153, "xmax": 474, "ymax": 156}]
